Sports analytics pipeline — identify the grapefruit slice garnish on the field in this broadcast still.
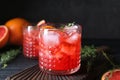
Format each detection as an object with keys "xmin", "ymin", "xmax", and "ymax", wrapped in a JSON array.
[
  {"xmin": 0, "ymin": 25, "xmax": 9, "ymax": 48},
  {"xmin": 37, "ymin": 20, "xmax": 46, "ymax": 27},
  {"xmin": 40, "ymin": 25, "xmax": 55, "ymax": 29},
  {"xmin": 101, "ymin": 69, "xmax": 120, "ymax": 80},
  {"xmin": 37, "ymin": 20, "xmax": 55, "ymax": 29}
]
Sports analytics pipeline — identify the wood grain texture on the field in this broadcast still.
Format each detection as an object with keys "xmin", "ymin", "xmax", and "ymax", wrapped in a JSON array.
[{"xmin": 6, "ymin": 65, "xmax": 87, "ymax": 80}]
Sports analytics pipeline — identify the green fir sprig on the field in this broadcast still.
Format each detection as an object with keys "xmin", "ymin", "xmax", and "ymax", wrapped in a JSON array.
[
  {"xmin": 60, "ymin": 22, "xmax": 75, "ymax": 28},
  {"xmin": 81, "ymin": 45, "xmax": 97, "ymax": 72},
  {"xmin": 81, "ymin": 45, "xmax": 120, "ymax": 73},
  {"xmin": 0, "ymin": 48, "xmax": 21, "ymax": 69}
]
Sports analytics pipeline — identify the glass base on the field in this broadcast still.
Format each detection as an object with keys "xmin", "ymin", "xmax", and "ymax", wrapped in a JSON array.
[
  {"xmin": 39, "ymin": 64, "xmax": 80, "ymax": 75},
  {"xmin": 23, "ymin": 54, "xmax": 38, "ymax": 59}
]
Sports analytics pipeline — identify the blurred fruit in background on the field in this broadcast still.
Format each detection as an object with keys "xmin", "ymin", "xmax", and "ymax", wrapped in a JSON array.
[
  {"xmin": 0, "ymin": 25, "xmax": 9, "ymax": 48},
  {"xmin": 5, "ymin": 18, "xmax": 30, "ymax": 46}
]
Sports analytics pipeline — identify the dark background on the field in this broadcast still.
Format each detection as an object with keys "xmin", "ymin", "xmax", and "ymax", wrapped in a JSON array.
[{"xmin": 0, "ymin": 0, "xmax": 120, "ymax": 39}]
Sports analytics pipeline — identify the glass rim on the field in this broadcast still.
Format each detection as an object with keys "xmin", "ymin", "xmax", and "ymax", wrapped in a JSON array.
[
  {"xmin": 25, "ymin": 24, "xmax": 82, "ymax": 31},
  {"xmin": 39, "ymin": 25, "xmax": 82, "ymax": 30}
]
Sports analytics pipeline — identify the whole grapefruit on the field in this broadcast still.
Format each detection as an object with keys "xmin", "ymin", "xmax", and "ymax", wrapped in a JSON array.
[
  {"xmin": 0, "ymin": 25, "xmax": 9, "ymax": 48},
  {"xmin": 5, "ymin": 18, "xmax": 30, "ymax": 46}
]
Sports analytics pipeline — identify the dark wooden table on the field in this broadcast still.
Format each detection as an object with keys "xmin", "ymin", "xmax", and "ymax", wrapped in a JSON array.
[{"xmin": 0, "ymin": 39, "xmax": 120, "ymax": 80}]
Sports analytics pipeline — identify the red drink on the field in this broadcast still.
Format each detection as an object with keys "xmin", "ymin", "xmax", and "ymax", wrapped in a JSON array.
[
  {"xmin": 23, "ymin": 26, "xmax": 39, "ymax": 58},
  {"xmin": 38, "ymin": 24, "xmax": 82, "ymax": 75}
]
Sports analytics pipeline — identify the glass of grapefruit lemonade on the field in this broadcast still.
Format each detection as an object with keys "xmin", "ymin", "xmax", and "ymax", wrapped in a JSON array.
[
  {"xmin": 38, "ymin": 23, "xmax": 82, "ymax": 75},
  {"xmin": 23, "ymin": 26, "xmax": 39, "ymax": 58}
]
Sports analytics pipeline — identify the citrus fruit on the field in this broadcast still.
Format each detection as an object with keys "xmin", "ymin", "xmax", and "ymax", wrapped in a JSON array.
[
  {"xmin": 0, "ymin": 25, "xmax": 9, "ymax": 48},
  {"xmin": 37, "ymin": 20, "xmax": 46, "ymax": 27},
  {"xmin": 40, "ymin": 25, "xmax": 55, "ymax": 29},
  {"xmin": 5, "ymin": 17, "xmax": 30, "ymax": 46},
  {"xmin": 37, "ymin": 20, "xmax": 55, "ymax": 29},
  {"xmin": 101, "ymin": 69, "xmax": 120, "ymax": 80}
]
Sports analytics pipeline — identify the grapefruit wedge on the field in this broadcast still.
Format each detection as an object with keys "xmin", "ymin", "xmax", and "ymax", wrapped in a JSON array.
[
  {"xmin": 37, "ymin": 20, "xmax": 55, "ymax": 29},
  {"xmin": 101, "ymin": 69, "xmax": 120, "ymax": 80},
  {"xmin": 0, "ymin": 25, "xmax": 9, "ymax": 48}
]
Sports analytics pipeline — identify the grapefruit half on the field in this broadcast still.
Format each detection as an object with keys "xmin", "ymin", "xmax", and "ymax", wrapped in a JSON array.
[
  {"xmin": 0, "ymin": 25, "xmax": 9, "ymax": 48},
  {"xmin": 101, "ymin": 69, "xmax": 120, "ymax": 80}
]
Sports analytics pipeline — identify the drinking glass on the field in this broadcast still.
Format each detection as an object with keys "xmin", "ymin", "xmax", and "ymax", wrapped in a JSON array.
[
  {"xmin": 23, "ymin": 25, "xmax": 39, "ymax": 58},
  {"xmin": 38, "ymin": 24, "xmax": 82, "ymax": 75}
]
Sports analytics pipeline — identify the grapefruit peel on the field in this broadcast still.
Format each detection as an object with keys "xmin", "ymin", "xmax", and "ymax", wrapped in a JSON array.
[
  {"xmin": 0, "ymin": 25, "xmax": 9, "ymax": 48},
  {"xmin": 101, "ymin": 69, "xmax": 120, "ymax": 80}
]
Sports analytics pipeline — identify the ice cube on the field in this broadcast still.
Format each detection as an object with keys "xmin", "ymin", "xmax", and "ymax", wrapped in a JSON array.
[
  {"xmin": 60, "ymin": 42, "xmax": 76, "ymax": 55},
  {"xmin": 64, "ymin": 24, "xmax": 81, "ymax": 35},
  {"xmin": 43, "ymin": 30, "xmax": 60, "ymax": 48},
  {"xmin": 66, "ymin": 33, "xmax": 80, "ymax": 44},
  {"xmin": 54, "ymin": 51, "xmax": 63, "ymax": 60}
]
